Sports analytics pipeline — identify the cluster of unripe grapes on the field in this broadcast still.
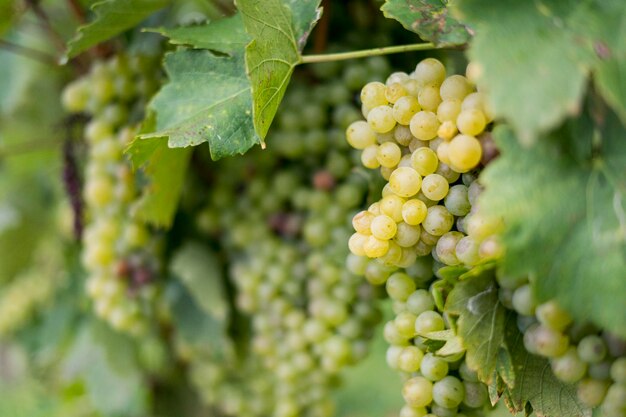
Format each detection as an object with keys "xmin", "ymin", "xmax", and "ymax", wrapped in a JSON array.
[
  {"xmin": 185, "ymin": 63, "xmax": 389, "ymax": 417},
  {"xmin": 344, "ymin": 58, "xmax": 501, "ymax": 417},
  {"xmin": 61, "ymin": 54, "xmax": 162, "ymax": 336},
  {"xmin": 503, "ymin": 282, "xmax": 626, "ymax": 417}
]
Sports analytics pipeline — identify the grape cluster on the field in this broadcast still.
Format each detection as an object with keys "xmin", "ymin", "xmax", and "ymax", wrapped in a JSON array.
[
  {"xmin": 61, "ymin": 54, "xmax": 163, "ymax": 336},
  {"xmin": 0, "ymin": 240, "xmax": 64, "ymax": 336},
  {"xmin": 344, "ymin": 58, "xmax": 503, "ymax": 417},
  {"xmin": 346, "ymin": 58, "xmax": 501, "ymax": 271},
  {"xmin": 181, "ymin": 59, "xmax": 391, "ymax": 417},
  {"xmin": 503, "ymin": 282, "xmax": 626, "ymax": 417}
]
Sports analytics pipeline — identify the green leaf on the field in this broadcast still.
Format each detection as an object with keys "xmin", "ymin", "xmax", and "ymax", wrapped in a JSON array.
[
  {"xmin": 455, "ymin": 0, "xmax": 592, "ymax": 143},
  {"xmin": 139, "ymin": 49, "xmax": 259, "ymax": 159},
  {"xmin": 446, "ymin": 271, "xmax": 505, "ymax": 385},
  {"xmin": 0, "ymin": 0, "xmax": 20, "ymax": 37},
  {"xmin": 502, "ymin": 323, "xmax": 590, "ymax": 417},
  {"xmin": 146, "ymin": 14, "xmax": 250, "ymax": 54},
  {"xmin": 569, "ymin": 0, "xmax": 626, "ymax": 125},
  {"xmin": 63, "ymin": 321, "xmax": 148, "ymax": 416},
  {"xmin": 237, "ymin": 0, "xmax": 322, "ymax": 140},
  {"xmin": 64, "ymin": 0, "xmax": 169, "ymax": 61},
  {"xmin": 126, "ymin": 134, "xmax": 191, "ymax": 228},
  {"xmin": 170, "ymin": 242, "xmax": 228, "ymax": 322},
  {"xmin": 481, "ymin": 118, "xmax": 626, "ymax": 338},
  {"xmin": 381, "ymin": 0, "xmax": 471, "ymax": 46}
]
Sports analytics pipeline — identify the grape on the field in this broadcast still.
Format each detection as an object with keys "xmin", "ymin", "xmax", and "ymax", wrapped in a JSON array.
[
  {"xmin": 346, "ymin": 120, "xmax": 377, "ymax": 149},
  {"xmin": 440, "ymin": 75, "xmax": 471, "ymax": 101},
  {"xmin": 437, "ymin": 99, "xmax": 462, "ymax": 122},
  {"xmin": 432, "ymin": 376, "xmax": 465, "ymax": 408},
  {"xmin": 611, "ymin": 358, "xmax": 626, "ymax": 383},
  {"xmin": 367, "ymin": 105, "xmax": 397, "ymax": 133},
  {"xmin": 511, "ymin": 284, "xmax": 536, "ymax": 316},
  {"xmin": 406, "ymin": 290, "xmax": 435, "ymax": 316},
  {"xmin": 403, "ymin": 376, "xmax": 434, "ymax": 408},
  {"xmin": 395, "ymin": 222, "xmax": 422, "ymax": 247},
  {"xmin": 463, "ymin": 381, "xmax": 488, "ymax": 408},
  {"xmin": 398, "ymin": 345, "xmax": 425, "ymax": 372},
  {"xmin": 363, "ymin": 235, "xmax": 390, "ymax": 258},
  {"xmin": 456, "ymin": 109, "xmax": 487, "ymax": 136},
  {"xmin": 448, "ymin": 134, "xmax": 482, "ymax": 172},
  {"xmin": 435, "ymin": 232, "xmax": 464, "ymax": 266},
  {"xmin": 550, "ymin": 347, "xmax": 588, "ymax": 383},
  {"xmin": 389, "ymin": 167, "xmax": 422, "ymax": 198},
  {"xmin": 410, "ymin": 111, "xmax": 440, "ymax": 141},
  {"xmin": 418, "ymin": 85, "xmax": 443, "ymax": 112},
  {"xmin": 415, "ymin": 310, "xmax": 445, "ymax": 335},
  {"xmin": 422, "ymin": 206, "xmax": 454, "ymax": 236},
  {"xmin": 523, "ymin": 323, "xmax": 569, "ymax": 357},
  {"xmin": 421, "ymin": 174, "xmax": 449, "ymax": 201},
  {"xmin": 420, "ymin": 353, "xmax": 449, "ymax": 381},
  {"xmin": 386, "ymin": 82, "xmax": 408, "ymax": 103},
  {"xmin": 577, "ymin": 378, "xmax": 610, "ymax": 407},
  {"xmin": 380, "ymin": 194, "xmax": 406, "ymax": 222},
  {"xmin": 413, "ymin": 58, "xmax": 446, "ymax": 87},
  {"xmin": 402, "ymin": 199, "xmax": 428, "ymax": 225},
  {"xmin": 411, "ymin": 147, "xmax": 439, "ymax": 176},
  {"xmin": 360, "ymin": 81, "xmax": 388, "ymax": 108},
  {"xmin": 377, "ymin": 141, "xmax": 402, "ymax": 168},
  {"xmin": 535, "ymin": 300, "xmax": 572, "ymax": 331},
  {"xmin": 578, "ymin": 335, "xmax": 607, "ymax": 363},
  {"xmin": 399, "ymin": 405, "xmax": 428, "ymax": 417},
  {"xmin": 394, "ymin": 95, "xmax": 421, "ymax": 125},
  {"xmin": 371, "ymin": 215, "xmax": 397, "ymax": 240},
  {"xmin": 386, "ymin": 272, "xmax": 417, "ymax": 301}
]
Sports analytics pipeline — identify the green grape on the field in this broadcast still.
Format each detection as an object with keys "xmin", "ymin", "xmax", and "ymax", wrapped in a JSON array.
[
  {"xmin": 368, "ymin": 105, "xmax": 397, "ymax": 133},
  {"xmin": 360, "ymin": 81, "xmax": 388, "ymax": 108},
  {"xmin": 432, "ymin": 375, "xmax": 465, "ymax": 408},
  {"xmin": 413, "ymin": 58, "xmax": 446, "ymax": 87},
  {"xmin": 381, "ymin": 194, "xmax": 406, "ymax": 222},
  {"xmin": 346, "ymin": 120, "xmax": 377, "ymax": 149},
  {"xmin": 421, "ymin": 174, "xmax": 449, "ymax": 201},
  {"xmin": 361, "ymin": 144, "xmax": 381, "ymax": 168},
  {"xmin": 402, "ymin": 199, "xmax": 428, "ymax": 225},
  {"xmin": 398, "ymin": 345, "xmax": 425, "ymax": 372},
  {"xmin": 455, "ymin": 236, "xmax": 480, "ymax": 266},
  {"xmin": 550, "ymin": 347, "xmax": 588, "ymax": 383},
  {"xmin": 456, "ymin": 109, "xmax": 487, "ymax": 136},
  {"xmin": 511, "ymin": 284, "xmax": 536, "ymax": 316},
  {"xmin": 389, "ymin": 167, "xmax": 422, "ymax": 198},
  {"xmin": 406, "ymin": 290, "xmax": 435, "ymax": 316},
  {"xmin": 422, "ymin": 206, "xmax": 454, "ymax": 236},
  {"xmin": 394, "ymin": 95, "xmax": 421, "ymax": 125},
  {"xmin": 410, "ymin": 111, "xmax": 440, "ymax": 141},
  {"xmin": 386, "ymin": 272, "xmax": 417, "ymax": 301},
  {"xmin": 370, "ymin": 215, "xmax": 397, "ymax": 240},
  {"xmin": 411, "ymin": 147, "xmax": 439, "ymax": 176},
  {"xmin": 435, "ymin": 232, "xmax": 464, "ymax": 266},
  {"xmin": 403, "ymin": 376, "xmax": 434, "ymax": 408},
  {"xmin": 523, "ymin": 323, "xmax": 569, "ymax": 358},
  {"xmin": 386, "ymin": 82, "xmax": 408, "ymax": 103},
  {"xmin": 415, "ymin": 311, "xmax": 445, "ymax": 336},
  {"xmin": 462, "ymin": 381, "xmax": 488, "ymax": 409},
  {"xmin": 394, "ymin": 222, "xmax": 422, "ymax": 247},
  {"xmin": 377, "ymin": 141, "xmax": 402, "ymax": 168},
  {"xmin": 448, "ymin": 134, "xmax": 482, "ymax": 173},
  {"xmin": 578, "ymin": 335, "xmax": 607, "ymax": 364},
  {"xmin": 440, "ymin": 75, "xmax": 472, "ymax": 101},
  {"xmin": 577, "ymin": 378, "xmax": 610, "ymax": 407},
  {"xmin": 418, "ymin": 85, "xmax": 442, "ymax": 112},
  {"xmin": 536, "ymin": 300, "xmax": 572, "ymax": 332},
  {"xmin": 611, "ymin": 358, "xmax": 626, "ymax": 383},
  {"xmin": 420, "ymin": 353, "xmax": 449, "ymax": 381},
  {"xmin": 444, "ymin": 185, "xmax": 471, "ymax": 216},
  {"xmin": 437, "ymin": 99, "xmax": 462, "ymax": 122}
]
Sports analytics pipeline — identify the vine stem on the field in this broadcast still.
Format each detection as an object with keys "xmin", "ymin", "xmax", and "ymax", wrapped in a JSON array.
[
  {"xmin": 0, "ymin": 39, "xmax": 57, "ymax": 65},
  {"xmin": 299, "ymin": 42, "xmax": 437, "ymax": 64}
]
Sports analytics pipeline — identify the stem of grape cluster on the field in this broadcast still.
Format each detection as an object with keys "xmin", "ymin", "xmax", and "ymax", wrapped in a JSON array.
[{"xmin": 300, "ymin": 43, "xmax": 437, "ymax": 64}]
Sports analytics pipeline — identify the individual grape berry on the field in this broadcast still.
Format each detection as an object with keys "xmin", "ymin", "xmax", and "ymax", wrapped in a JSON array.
[
  {"xmin": 403, "ymin": 376, "xmax": 434, "ymax": 408},
  {"xmin": 377, "ymin": 141, "xmax": 402, "ymax": 168},
  {"xmin": 422, "ymin": 206, "xmax": 454, "ymax": 236},
  {"xmin": 389, "ymin": 167, "xmax": 422, "ymax": 198},
  {"xmin": 393, "ymin": 95, "xmax": 421, "ymax": 125},
  {"xmin": 440, "ymin": 75, "xmax": 472, "ymax": 101},
  {"xmin": 346, "ymin": 120, "xmax": 377, "ymax": 149},
  {"xmin": 367, "ymin": 105, "xmax": 397, "ymax": 133},
  {"xmin": 415, "ymin": 310, "xmax": 445, "ymax": 336},
  {"xmin": 370, "ymin": 215, "xmax": 397, "ymax": 240},
  {"xmin": 360, "ymin": 81, "xmax": 388, "ymax": 108},
  {"xmin": 456, "ymin": 109, "xmax": 487, "ymax": 136},
  {"xmin": 448, "ymin": 134, "xmax": 482, "ymax": 173},
  {"xmin": 410, "ymin": 111, "xmax": 440, "ymax": 141},
  {"xmin": 421, "ymin": 174, "xmax": 449, "ymax": 201},
  {"xmin": 578, "ymin": 335, "xmax": 607, "ymax": 364},
  {"xmin": 402, "ymin": 199, "xmax": 428, "ymax": 225},
  {"xmin": 420, "ymin": 353, "xmax": 449, "ymax": 381},
  {"xmin": 550, "ymin": 347, "xmax": 588, "ymax": 383},
  {"xmin": 432, "ymin": 376, "xmax": 465, "ymax": 408},
  {"xmin": 413, "ymin": 58, "xmax": 446, "ymax": 87}
]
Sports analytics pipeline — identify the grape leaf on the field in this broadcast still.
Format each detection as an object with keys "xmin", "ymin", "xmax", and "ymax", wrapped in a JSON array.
[
  {"xmin": 0, "ymin": 0, "xmax": 21, "ymax": 37},
  {"xmin": 170, "ymin": 242, "xmax": 228, "ymax": 322},
  {"xmin": 138, "ymin": 49, "xmax": 259, "ymax": 159},
  {"xmin": 62, "ymin": 321, "xmax": 148, "ymax": 416},
  {"xmin": 146, "ymin": 13, "xmax": 250, "ymax": 54},
  {"xmin": 64, "ymin": 0, "xmax": 169, "ymax": 61},
  {"xmin": 568, "ymin": 0, "xmax": 626, "ymax": 125},
  {"xmin": 446, "ymin": 271, "xmax": 505, "ymax": 385},
  {"xmin": 381, "ymin": 0, "xmax": 472, "ymax": 46},
  {"xmin": 502, "ymin": 323, "xmax": 590, "ymax": 417},
  {"xmin": 236, "ymin": 0, "xmax": 322, "ymax": 140},
  {"xmin": 454, "ymin": 0, "xmax": 589, "ymax": 143},
  {"xmin": 126, "ymin": 133, "xmax": 191, "ymax": 228},
  {"xmin": 481, "ymin": 116, "xmax": 626, "ymax": 338}
]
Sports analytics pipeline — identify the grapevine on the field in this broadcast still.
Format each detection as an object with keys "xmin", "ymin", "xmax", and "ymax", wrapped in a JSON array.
[{"xmin": 0, "ymin": 1, "xmax": 624, "ymax": 417}]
